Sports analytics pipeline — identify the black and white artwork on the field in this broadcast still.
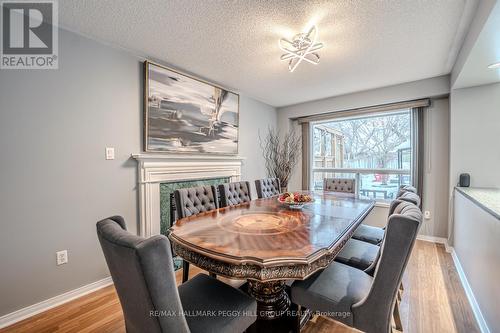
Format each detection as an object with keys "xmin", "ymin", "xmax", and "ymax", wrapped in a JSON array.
[{"xmin": 144, "ymin": 61, "xmax": 239, "ymax": 154}]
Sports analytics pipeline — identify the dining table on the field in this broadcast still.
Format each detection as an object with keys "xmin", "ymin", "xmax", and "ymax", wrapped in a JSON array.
[{"xmin": 168, "ymin": 190, "xmax": 375, "ymax": 325}]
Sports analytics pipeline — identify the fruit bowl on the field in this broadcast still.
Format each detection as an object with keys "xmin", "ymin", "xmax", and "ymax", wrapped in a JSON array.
[{"xmin": 277, "ymin": 192, "xmax": 314, "ymax": 210}]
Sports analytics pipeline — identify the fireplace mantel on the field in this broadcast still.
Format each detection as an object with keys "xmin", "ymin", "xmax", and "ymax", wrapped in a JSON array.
[{"xmin": 132, "ymin": 153, "xmax": 245, "ymax": 236}]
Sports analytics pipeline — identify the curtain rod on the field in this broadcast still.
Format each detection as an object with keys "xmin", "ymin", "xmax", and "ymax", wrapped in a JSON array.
[{"xmin": 294, "ymin": 98, "xmax": 431, "ymax": 124}]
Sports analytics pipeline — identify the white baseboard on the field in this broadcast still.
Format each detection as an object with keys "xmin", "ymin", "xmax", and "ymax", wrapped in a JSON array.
[
  {"xmin": 449, "ymin": 248, "xmax": 490, "ymax": 333},
  {"xmin": 416, "ymin": 235, "xmax": 452, "ymax": 252},
  {"xmin": 0, "ymin": 277, "xmax": 113, "ymax": 329},
  {"xmin": 417, "ymin": 236, "xmax": 490, "ymax": 333}
]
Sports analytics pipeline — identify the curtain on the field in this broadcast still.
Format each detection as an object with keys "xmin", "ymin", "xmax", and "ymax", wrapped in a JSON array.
[
  {"xmin": 301, "ymin": 122, "xmax": 310, "ymax": 190},
  {"xmin": 411, "ymin": 107, "xmax": 425, "ymax": 204}
]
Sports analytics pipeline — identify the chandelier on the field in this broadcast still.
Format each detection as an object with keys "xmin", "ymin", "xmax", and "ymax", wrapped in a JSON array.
[{"xmin": 279, "ymin": 25, "xmax": 323, "ymax": 72}]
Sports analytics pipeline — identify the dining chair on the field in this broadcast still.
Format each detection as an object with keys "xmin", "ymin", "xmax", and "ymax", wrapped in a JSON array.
[
  {"xmin": 352, "ymin": 190, "xmax": 421, "ymax": 245},
  {"xmin": 351, "ymin": 223, "xmax": 385, "ymax": 245},
  {"xmin": 255, "ymin": 178, "xmax": 281, "ymax": 198},
  {"xmin": 96, "ymin": 216, "xmax": 257, "ymax": 333},
  {"xmin": 174, "ymin": 185, "xmax": 219, "ymax": 282},
  {"xmin": 218, "ymin": 181, "xmax": 252, "ymax": 208},
  {"xmin": 398, "ymin": 191, "xmax": 421, "ymax": 206},
  {"xmin": 323, "ymin": 178, "xmax": 355, "ymax": 194},
  {"xmin": 291, "ymin": 200, "xmax": 422, "ymax": 333},
  {"xmin": 333, "ymin": 238, "xmax": 380, "ymax": 274},
  {"xmin": 334, "ymin": 199, "xmax": 409, "ymax": 273},
  {"xmin": 397, "ymin": 184, "xmax": 417, "ymax": 197}
]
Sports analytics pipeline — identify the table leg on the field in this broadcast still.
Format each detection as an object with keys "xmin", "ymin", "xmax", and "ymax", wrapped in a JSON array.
[{"xmin": 248, "ymin": 280, "xmax": 291, "ymax": 320}]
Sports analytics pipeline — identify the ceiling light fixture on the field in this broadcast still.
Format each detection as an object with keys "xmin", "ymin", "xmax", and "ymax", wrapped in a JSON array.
[
  {"xmin": 487, "ymin": 61, "xmax": 500, "ymax": 69},
  {"xmin": 279, "ymin": 25, "xmax": 323, "ymax": 72}
]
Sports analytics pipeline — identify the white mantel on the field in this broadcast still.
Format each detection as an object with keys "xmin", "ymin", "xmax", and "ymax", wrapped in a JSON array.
[{"xmin": 132, "ymin": 153, "xmax": 244, "ymax": 237}]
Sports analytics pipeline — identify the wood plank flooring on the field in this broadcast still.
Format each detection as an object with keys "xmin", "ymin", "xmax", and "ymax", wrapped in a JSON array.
[{"xmin": 0, "ymin": 241, "xmax": 480, "ymax": 333}]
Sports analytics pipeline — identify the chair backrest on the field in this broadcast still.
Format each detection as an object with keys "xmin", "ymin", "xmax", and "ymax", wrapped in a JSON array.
[
  {"xmin": 96, "ymin": 216, "xmax": 189, "ymax": 333},
  {"xmin": 363, "ymin": 198, "xmax": 415, "ymax": 274},
  {"xmin": 353, "ymin": 200, "xmax": 422, "ymax": 333},
  {"xmin": 174, "ymin": 185, "xmax": 218, "ymax": 219},
  {"xmin": 397, "ymin": 191, "xmax": 421, "ymax": 206},
  {"xmin": 218, "ymin": 181, "xmax": 252, "ymax": 208},
  {"xmin": 255, "ymin": 178, "xmax": 281, "ymax": 198},
  {"xmin": 397, "ymin": 185, "xmax": 417, "ymax": 197},
  {"xmin": 323, "ymin": 178, "xmax": 355, "ymax": 193}
]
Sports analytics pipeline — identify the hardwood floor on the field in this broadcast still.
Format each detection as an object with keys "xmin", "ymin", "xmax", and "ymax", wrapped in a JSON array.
[{"xmin": 0, "ymin": 241, "xmax": 480, "ymax": 333}]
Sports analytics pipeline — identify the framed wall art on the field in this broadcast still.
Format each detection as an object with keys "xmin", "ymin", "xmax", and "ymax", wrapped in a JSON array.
[{"xmin": 144, "ymin": 61, "xmax": 239, "ymax": 154}]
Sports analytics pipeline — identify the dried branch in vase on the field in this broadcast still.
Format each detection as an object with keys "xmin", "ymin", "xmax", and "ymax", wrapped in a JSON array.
[{"xmin": 259, "ymin": 127, "xmax": 301, "ymax": 189}]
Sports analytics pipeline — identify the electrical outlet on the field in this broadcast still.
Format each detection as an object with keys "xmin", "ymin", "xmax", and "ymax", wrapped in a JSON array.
[
  {"xmin": 424, "ymin": 210, "xmax": 431, "ymax": 220},
  {"xmin": 105, "ymin": 147, "xmax": 115, "ymax": 160},
  {"xmin": 56, "ymin": 250, "xmax": 68, "ymax": 265}
]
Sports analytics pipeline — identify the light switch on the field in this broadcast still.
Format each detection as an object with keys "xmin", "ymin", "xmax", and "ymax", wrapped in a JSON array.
[
  {"xmin": 105, "ymin": 147, "xmax": 115, "ymax": 160},
  {"xmin": 56, "ymin": 250, "xmax": 68, "ymax": 265}
]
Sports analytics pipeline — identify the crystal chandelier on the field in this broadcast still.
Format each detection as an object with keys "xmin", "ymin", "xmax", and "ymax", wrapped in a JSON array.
[{"xmin": 279, "ymin": 25, "xmax": 323, "ymax": 72}]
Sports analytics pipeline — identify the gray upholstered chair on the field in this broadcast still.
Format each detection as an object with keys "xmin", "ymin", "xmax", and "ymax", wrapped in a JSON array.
[
  {"xmin": 218, "ymin": 181, "xmax": 252, "ymax": 208},
  {"xmin": 352, "ymin": 224, "xmax": 385, "ymax": 245},
  {"xmin": 352, "ymin": 189, "xmax": 421, "ymax": 245},
  {"xmin": 334, "ymin": 198, "xmax": 409, "ymax": 272},
  {"xmin": 174, "ymin": 185, "xmax": 219, "ymax": 282},
  {"xmin": 323, "ymin": 178, "xmax": 356, "ymax": 194},
  {"xmin": 291, "ymin": 200, "xmax": 422, "ymax": 333},
  {"xmin": 174, "ymin": 185, "xmax": 218, "ymax": 218},
  {"xmin": 398, "ymin": 191, "xmax": 421, "ymax": 206},
  {"xmin": 397, "ymin": 184, "xmax": 417, "ymax": 197},
  {"xmin": 334, "ymin": 238, "xmax": 380, "ymax": 274},
  {"xmin": 255, "ymin": 178, "xmax": 281, "ymax": 198},
  {"xmin": 96, "ymin": 216, "xmax": 257, "ymax": 333}
]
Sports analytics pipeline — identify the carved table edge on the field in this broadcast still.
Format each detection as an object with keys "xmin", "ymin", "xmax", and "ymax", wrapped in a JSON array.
[{"xmin": 169, "ymin": 202, "xmax": 374, "ymax": 281}]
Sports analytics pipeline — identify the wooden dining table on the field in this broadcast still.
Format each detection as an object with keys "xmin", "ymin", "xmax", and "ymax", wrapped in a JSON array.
[{"xmin": 168, "ymin": 191, "xmax": 375, "ymax": 324}]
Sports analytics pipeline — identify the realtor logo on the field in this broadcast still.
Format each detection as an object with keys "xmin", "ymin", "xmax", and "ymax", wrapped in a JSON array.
[{"xmin": 1, "ymin": 0, "xmax": 58, "ymax": 69}]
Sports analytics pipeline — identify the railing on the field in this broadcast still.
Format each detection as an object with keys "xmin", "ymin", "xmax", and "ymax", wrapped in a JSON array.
[{"xmin": 312, "ymin": 167, "xmax": 411, "ymax": 200}]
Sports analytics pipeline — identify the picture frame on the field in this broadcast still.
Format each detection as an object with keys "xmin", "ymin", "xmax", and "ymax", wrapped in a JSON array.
[{"xmin": 143, "ymin": 61, "xmax": 240, "ymax": 154}]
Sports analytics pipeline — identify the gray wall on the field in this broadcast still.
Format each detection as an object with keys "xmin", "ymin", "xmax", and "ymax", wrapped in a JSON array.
[
  {"xmin": 449, "ymin": 83, "xmax": 500, "ymax": 189},
  {"xmin": 448, "ymin": 82, "xmax": 500, "ymax": 245},
  {"xmin": 239, "ymin": 96, "xmax": 278, "ymax": 199},
  {"xmin": 277, "ymin": 79, "xmax": 451, "ymax": 237},
  {"xmin": 0, "ymin": 28, "xmax": 276, "ymax": 316}
]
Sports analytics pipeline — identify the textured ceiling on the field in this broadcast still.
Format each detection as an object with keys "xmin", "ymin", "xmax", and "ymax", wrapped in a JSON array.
[{"xmin": 59, "ymin": 0, "xmax": 473, "ymax": 107}]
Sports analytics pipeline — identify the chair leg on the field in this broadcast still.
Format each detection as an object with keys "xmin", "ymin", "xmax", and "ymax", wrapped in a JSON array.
[
  {"xmin": 182, "ymin": 260, "xmax": 190, "ymax": 283},
  {"xmin": 393, "ymin": 297, "xmax": 403, "ymax": 332}
]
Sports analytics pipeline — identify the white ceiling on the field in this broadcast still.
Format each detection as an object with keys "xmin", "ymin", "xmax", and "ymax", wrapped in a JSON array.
[
  {"xmin": 453, "ymin": 1, "xmax": 500, "ymax": 89},
  {"xmin": 59, "ymin": 0, "xmax": 474, "ymax": 107}
]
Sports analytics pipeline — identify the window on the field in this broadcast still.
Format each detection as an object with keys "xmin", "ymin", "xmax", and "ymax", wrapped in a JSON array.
[{"xmin": 311, "ymin": 109, "xmax": 413, "ymax": 200}]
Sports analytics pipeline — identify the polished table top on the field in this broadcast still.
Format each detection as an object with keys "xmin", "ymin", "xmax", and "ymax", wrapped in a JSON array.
[{"xmin": 169, "ymin": 191, "xmax": 375, "ymax": 271}]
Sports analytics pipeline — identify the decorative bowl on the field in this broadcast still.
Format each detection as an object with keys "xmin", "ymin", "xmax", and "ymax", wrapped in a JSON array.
[{"xmin": 277, "ymin": 192, "xmax": 314, "ymax": 210}]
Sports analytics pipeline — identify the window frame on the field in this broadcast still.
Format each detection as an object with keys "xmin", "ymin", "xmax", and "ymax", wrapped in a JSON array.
[{"xmin": 308, "ymin": 109, "xmax": 414, "ymax": 202}]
